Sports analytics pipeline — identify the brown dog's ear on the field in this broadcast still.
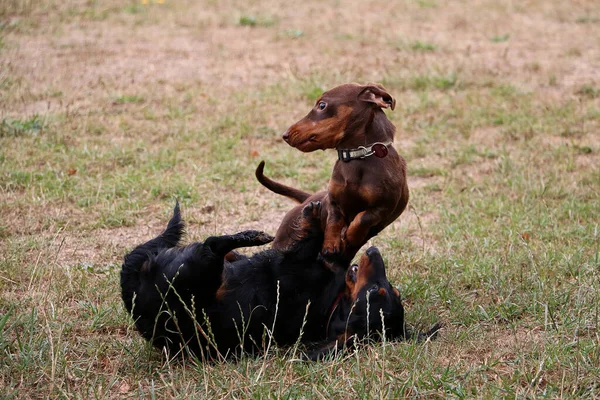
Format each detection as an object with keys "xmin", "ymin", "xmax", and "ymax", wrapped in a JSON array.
[{"xmin": 358, "ymin": 84, "xmax": 396, "ymax": 111}]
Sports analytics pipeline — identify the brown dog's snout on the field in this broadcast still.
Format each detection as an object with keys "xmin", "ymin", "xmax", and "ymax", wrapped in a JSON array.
[{"xmin": 282, "ymin": 130, "xmax": 290, "ymax": 142}]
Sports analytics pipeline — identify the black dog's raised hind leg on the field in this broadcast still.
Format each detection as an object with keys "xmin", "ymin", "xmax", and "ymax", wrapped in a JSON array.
[
  {"xmin": 203, "ymin": 230, "xmax": 274, "ymax": 258},
  {"xmin": 178, "ymin": 231, "xmax": 273, "ymax": 292}
]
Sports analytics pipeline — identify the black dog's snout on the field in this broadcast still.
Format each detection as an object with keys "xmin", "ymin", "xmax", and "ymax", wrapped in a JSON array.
[{"xmin": 365, "ymin": 246, "xmax": 379, "ymax": 257}]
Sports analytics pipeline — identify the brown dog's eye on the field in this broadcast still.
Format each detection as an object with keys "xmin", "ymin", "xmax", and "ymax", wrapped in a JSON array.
[{"xmin": 317, "ymin": 101, "xmax": 327, "ymax": 110}]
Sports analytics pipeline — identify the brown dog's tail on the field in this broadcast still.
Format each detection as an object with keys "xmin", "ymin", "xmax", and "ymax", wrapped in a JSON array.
[{"xmin": 255, "ymin": 161, "xmax": 312, "ymax": 204}]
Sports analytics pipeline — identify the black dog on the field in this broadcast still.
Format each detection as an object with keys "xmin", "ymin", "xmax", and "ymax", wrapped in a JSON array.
[{"xmin": 121, "ymin": 201, "xmax": 405, "ymax": 360}]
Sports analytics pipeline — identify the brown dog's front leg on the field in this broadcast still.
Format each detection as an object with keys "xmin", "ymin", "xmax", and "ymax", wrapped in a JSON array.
[
  {"xmin": 322, "ymin": 206, "xmax": 346, "ymax": 257},
  {"xmin": 344, "ymin": 210, "xmax": 383, "ymax": 250}
]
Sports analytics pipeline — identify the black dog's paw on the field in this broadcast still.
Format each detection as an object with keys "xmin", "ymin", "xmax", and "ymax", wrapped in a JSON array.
[
  {"xmin": 417, "ymin": 322, "xmax": 442, "ymax": 342},
  {"xmin": 302, "ymin": 201, "xmax": 322, "ymax": 219},
  {"xmin": 243, "ymin": 230, "xmax": 275, "ymax": 244},
  {"xmin": 406, "ymin": 322, "xmax": 443, "ymax": 343}
]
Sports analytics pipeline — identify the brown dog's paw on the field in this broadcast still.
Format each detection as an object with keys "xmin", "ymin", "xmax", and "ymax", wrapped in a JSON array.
[{"xmin": 321, "ymin": 239, "xmax": 344, "ymax": 257}]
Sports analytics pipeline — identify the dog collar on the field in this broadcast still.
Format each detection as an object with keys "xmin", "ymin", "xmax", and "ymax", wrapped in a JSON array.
[
  {"xmin": 337, "ymin": 142, "xmax": 392, "ymax": 162},
  {"xmin": 325, "ymin": 292, "xmax": 344, "ymax": 338}
]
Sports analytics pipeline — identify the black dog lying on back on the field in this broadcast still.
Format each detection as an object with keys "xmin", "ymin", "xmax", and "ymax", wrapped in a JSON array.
[{"xmin": 121, "ymin": 201, "xmax": 405, "ymax": 360}]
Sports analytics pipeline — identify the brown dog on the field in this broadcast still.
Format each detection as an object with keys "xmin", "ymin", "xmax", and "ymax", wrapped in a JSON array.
[{"xmin": 257, "ymin": 83, "xmax": 409, "ymax": 264}]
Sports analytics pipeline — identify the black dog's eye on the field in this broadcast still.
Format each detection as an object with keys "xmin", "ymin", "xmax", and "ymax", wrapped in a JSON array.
[{"xmin": 317, "ymin": 101, "xmax": 327, "ymax": 110}]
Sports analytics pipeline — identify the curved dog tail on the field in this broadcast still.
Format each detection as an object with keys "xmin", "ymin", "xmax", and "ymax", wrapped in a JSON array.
[
  {"xmin": 255, "ymin": 161, "xmax": 312, "ymax": 204},
  {"xmin": 120, "ymin": 201, "xmax": 185, "ymax": 314}
]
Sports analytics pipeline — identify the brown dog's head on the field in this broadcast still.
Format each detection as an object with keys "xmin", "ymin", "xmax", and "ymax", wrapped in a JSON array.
[{"xmin": 282, "ymin": 83, "xmax": 396, "ymax": 152}]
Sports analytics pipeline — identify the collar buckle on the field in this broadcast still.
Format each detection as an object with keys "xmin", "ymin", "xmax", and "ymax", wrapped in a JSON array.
[{"xmin": 337, "ymin": 142, "xmax": 392, "ymax": 162}]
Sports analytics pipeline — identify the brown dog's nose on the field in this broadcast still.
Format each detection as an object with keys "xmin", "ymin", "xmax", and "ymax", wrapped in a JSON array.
[{"xmin": 282, "ymin": 130, "xmax": 290, "ymax": 142}]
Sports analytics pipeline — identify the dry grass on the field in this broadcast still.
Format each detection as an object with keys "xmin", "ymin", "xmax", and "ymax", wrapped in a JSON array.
[{"xmin": 1, "ymin": 0, "xmax": 599, "ymax": 398}]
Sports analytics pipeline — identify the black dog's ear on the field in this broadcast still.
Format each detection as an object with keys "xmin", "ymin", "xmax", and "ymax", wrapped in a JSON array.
[{"xmin": 358, "ymin": 84, "xmax": 396, "ymax": 110}]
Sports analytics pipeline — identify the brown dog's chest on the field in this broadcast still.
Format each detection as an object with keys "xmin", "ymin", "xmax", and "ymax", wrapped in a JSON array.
[
  {"xmin": 328, "ymin": 177, "xmax": 393, "ymax": 219},
  {"xmin": 327, "ymin": 155, "xmax": 407, "ymax": 222}
]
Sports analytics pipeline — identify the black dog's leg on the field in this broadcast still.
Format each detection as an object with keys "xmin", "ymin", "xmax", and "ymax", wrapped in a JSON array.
[
  {"xmin": 194, "ymin": 231, "xmax": 274, "ymax": 291},
  {"xmin": 203, "ymin": 230, "xmax": 274, "ymax": 258},
  {"xmin": 172, "ymin": 232, "xmax": 271, "ymax": 291}
]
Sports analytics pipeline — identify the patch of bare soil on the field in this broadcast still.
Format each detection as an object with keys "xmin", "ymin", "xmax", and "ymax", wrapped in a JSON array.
[
  {"xmin": 4, "ymin": 0, "xmax": 599, "ymax": 117},
  {"xmin": 49, "ymin": 195, "xmax": 287, "ymax": 268}
]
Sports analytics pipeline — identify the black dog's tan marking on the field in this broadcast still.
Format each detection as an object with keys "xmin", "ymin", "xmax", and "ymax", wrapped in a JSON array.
[{"xmin": 121, "ymin": 202, "xmax": 406, "ymax": 360}]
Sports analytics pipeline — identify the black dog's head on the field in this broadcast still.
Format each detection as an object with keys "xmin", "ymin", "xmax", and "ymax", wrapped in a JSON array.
[
  {"xmin": 309, "ymin": 246, "xmax": 405, "ymax": 360},
  {"xmin": 343, "ymin": 246, "xmax": 405, "ymax": 340}
]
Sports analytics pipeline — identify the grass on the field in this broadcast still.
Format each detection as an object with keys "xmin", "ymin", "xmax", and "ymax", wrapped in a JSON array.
[
  {"xmin": 1, "ymin": 0, "xmax": 599, "ymax": 398},
  {"xmin": 577, "ymin": 85, "xmax": 600, "ymax": 99},
  {"xmin": 114, "ymin": 94, "xmax": 145, "ymax": 105},
  {"xmin": 410, "ymin": 41, "xmax": 436, "ymax": 52},
  {"xmin": 0, "ymin": 115, "xmax": 44, "ymax": 137},
  {"xmin": 490, "ymin": 34, "xmax": 510, "ymax": 43},
  {"xmin": 238, "ymin": 15, "xmax": 278, "ymax": 27}
]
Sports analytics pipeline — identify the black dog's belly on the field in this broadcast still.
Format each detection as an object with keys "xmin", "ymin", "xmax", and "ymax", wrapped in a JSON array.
[{"xmin": 205, "ymin": 262, "xmax": 335, "ymax": 355}]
